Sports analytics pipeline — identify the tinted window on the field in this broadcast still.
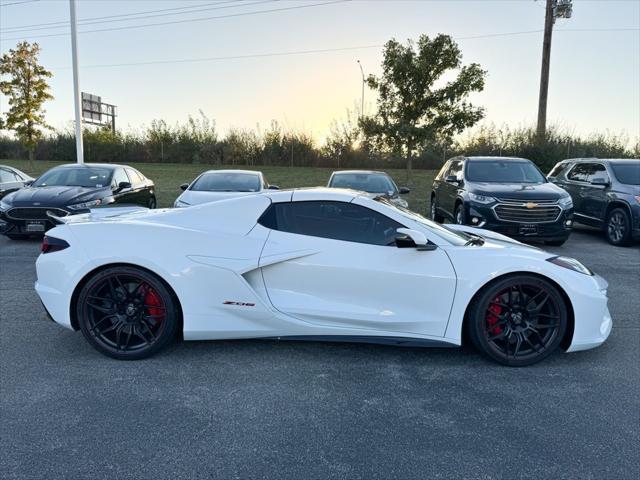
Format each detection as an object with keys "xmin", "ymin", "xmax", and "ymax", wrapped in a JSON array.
[
  {"xmin": 586, "ymin": 164, "xmax": 609, "ymax": 183},
  {"xmin": 435, "ymin": 161, "xmax": 451, "ymax": 180},
  {"xmin": 548, "ymin": 162, "xmax": 568, "ymax": 178},
  {"xmin": 0, "ymin": 169, "xmax": 19, "ymax": 183},
  {"xmin": 111, "ymin": 168, "xmax": 130, "ymax": 188},
  {"xmin": 35, "ymin": 167, "xmax": 112, "ymax": 188},
  {"xmin": 447, "ymin": 160, "xmax": 463, "ymax": 180},
  {"xmin": 610, "ymin": 162, "xmax": 640, "ymax": 185},
  {"xmin": 466, "ymin": 160, "xmax": 546, "ymax": 183},
  {"xmin": 567, "ymin": 163, "xmax": 598, "ymax": 182},
  {"xmin": 125, "ymin": 168, "xmax": 144, "ymax": 185},
  {"xmin": 329, "ymin": 173, "xmax": 398, "ymax": 194},
  {"xmin": 191, "ymin": 172, "xmax": 261, "ymax": 192},
  {"xmin": 259, "ymin": 201, "xmax": 403, "ymax": 246}
]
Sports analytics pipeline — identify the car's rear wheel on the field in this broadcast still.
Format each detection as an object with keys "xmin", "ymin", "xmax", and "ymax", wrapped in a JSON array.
[
  {"xmin": 77, "ymin": 266, "xmax": 179, "ymax": 360},
  {"xmin": 467, "ymin": 275, "xmax": 567, "ymax": 366},
  {"xmin": 605, "ymin": 208, "xmax": 632, "ymax": 246},
  {"xmin": 430, "ymin": 196, "xmax": 444, "ymax": 223},
  {"xmin": 148, "ymin": 196, "xmax": 157, "ymax": 209}
]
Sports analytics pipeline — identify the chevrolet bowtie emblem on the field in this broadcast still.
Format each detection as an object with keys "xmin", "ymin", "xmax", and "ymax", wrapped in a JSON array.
[{"xmin": 524, "ymin": 202, "xmax": 538, "ymax": 209}]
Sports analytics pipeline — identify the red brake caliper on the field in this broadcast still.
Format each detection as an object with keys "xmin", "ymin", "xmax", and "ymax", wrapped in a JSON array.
[
  {"xmin": 144, "ymin": 288, "xmax": 164, "ymax": 326},
  {"xmin": 486, "ymin": 296, "xmax": 503, "ymax": 335}
]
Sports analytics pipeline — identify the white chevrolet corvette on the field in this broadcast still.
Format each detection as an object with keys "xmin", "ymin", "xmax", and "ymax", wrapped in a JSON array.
[{"xmin": 36, "ymin": 188, "xmax": 612, "ymax": 366}]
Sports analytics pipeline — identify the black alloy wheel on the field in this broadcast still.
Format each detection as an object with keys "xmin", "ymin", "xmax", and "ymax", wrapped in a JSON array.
[
  {"xmin": 77, "ymin": 266, "xmax": 179, "ymax": 359},
  {"xmin": 454, "ymin": 203, "xmax": 465, "ymax": 225},
  {"xmin": 606, "ymin": 208, "xmax": 632, "ymax": 246},
  {"xmin": 430, "ymin": 196, "xmax": 444, "ymax": 223},
  {"xmin": 467, "ymin": 275, "xmax": 567, "ymax": 366}
]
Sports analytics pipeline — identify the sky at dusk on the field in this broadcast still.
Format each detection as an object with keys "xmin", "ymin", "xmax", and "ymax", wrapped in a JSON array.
[{"xmin": 1, "ymin": 0, "xmax": 639, "ymax": 143}]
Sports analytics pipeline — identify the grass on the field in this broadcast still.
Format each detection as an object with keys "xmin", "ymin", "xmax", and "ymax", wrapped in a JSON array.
[{"xmin": 2, "ymin": 160, "xmax": 436, "ymax": 213}]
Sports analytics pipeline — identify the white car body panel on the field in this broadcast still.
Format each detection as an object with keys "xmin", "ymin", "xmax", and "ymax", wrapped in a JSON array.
[{"xmin": 35, "ymin": 188, "xmax": 611, "ymax": 354}]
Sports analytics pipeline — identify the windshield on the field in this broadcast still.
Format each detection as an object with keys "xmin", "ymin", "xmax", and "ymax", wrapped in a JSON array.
[
  {"xmin": 34, "ymin": 167, "xmax": 112, "ymax": 188},
  {"xmin": 610, "ymin": 162, "xmax": 640, "ymax": 185},
  {"xmin": 190, "ymin": 172, "xmax": 261, "ymax": 192},
  {"xmin": 466, "ymin": 160, "xmax": 546, "ymax": 184},
  {"xmin": 330, "ymin": 173, "xmax": 398, "ymax": 195},
  {"xmin": 375, "ymin": 198, "xmax": 471, "ymax": 246}
]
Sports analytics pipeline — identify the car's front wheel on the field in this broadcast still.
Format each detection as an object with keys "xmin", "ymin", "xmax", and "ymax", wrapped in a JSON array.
[
  {"xmin": 454, "ymin": 203, "xmax": 465, "ymax": 225},
  {"xmin": 430, "ymin": 196, "xmax": 444, "ymax": 223},
  {"xmin": 605, "ymin": 207, "xmax": 632, "ymax": 246},
  {"xmin": 77, "ymin": 266, "xmax": 179, "ymax": 360},
  {"xmin": 467, "ymin": 275, "xmax": 568, "ymax": 366}
]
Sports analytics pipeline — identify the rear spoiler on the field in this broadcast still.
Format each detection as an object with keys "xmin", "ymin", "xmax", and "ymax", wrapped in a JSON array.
[{"xmin": 46, "ymin": 206, "xmax": 150, "ymax": 225}]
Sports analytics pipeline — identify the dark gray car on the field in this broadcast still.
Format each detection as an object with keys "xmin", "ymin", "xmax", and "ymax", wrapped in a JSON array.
[
  {"xmin": 548, "ymin": 158, "xmax": 640, "ymax": 246},
  {"xmin": 0, "ymin": 165, "xmax": 33, "ymax": 200}
]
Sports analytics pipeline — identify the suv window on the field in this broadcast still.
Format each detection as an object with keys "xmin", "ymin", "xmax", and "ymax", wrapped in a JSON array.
[
  {"xmin": 259, "ymin": 201, "xmax": 403, "ymax": 246},
  {"xmin": 446, "ymin": 160, "xmax": 463, "ymax": 181},
  {"xmin": 586, "ymin": 164, "xmax": 609, "ymax": 183},
  {"xmin": 567, "ymin": 163, "xmax": 599, "ymax": 182},
  {"xmin": 548, "ymin": 162, "xmax": 568, "ymax": 178},
  {"xmin": 111, "ymin": 168, "xmax": 130, "ymax": 188},
  {"xmin": 435, "ymin": 161, "xmax": 451, "ymax": 180}
]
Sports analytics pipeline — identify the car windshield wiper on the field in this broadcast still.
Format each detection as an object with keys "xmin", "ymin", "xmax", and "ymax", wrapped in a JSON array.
[{"xmin": 464, "ymin": 233, "xmax": 485, "ymax": 246}]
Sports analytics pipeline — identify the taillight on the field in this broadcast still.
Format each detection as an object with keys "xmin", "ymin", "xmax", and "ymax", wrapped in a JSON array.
[{"xmin": 41, "ymin": 236, "xmax": 70, "ymax": 254}]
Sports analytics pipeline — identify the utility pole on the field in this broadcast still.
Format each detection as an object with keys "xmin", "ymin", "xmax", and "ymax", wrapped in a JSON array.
[
  {"xmin": 69, "ymin": 0, "xmax": 84, "ymax": 164},
  {"xmin": 357, "ymin": 60, "xmax": 365, "ymax": 119},
  {"xmin": 536, "ymin": 0, "xmax": 573, "ymax": 140}
]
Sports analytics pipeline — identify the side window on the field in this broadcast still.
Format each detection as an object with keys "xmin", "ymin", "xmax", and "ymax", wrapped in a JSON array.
[
  {"xmin": 259, "ymin": 201, "xmax": 404, "ymax": 246},
  {"xmin": 436, "ymin": 161, "xmax": 451, "ymax": 180},
  {"xmin": 125, "ymin": 168, "xmax": 142, "ymax": 185},
  {"xmin": 0, "ymin": 169, "xmax": 18, "ymax": 183},
  {"xmin": 111, "ymin": 168, "xmax": 130, "ymax": 189},
  {"xmin": 447, "ymin": 160, "xmax": 463, "ymax": 181},
  {"xmin": 586, "ymin": 164, "xmax": 609, "ymax": 183},
  {"xmin": 548, "ymin": 162, "xmax": 567, "ymax": 178},
  {"xmin": 567, "ymin": 163, "xmax": 594, "ymax": 182}
]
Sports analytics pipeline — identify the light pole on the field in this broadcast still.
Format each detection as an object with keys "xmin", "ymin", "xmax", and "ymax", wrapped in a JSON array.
[
  {"xmin": 357, "ymin": 60, "xmax": 365, "ymax": 119},
  {"xmin": 69, "ymin": 0, "xmax": 84, "ymax": 164}
]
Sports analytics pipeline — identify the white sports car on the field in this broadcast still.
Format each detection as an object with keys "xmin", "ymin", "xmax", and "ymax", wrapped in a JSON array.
[{"xmin": 36, "ymin": 188, "xmax": 612, "ymax": 366}]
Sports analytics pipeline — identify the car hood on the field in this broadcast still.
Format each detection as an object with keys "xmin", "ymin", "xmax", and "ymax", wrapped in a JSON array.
[
  {"xmin": 177, "ymin": 190, "xmax": 259, "ymax": 206},
  {"xmin": 4, "ymin": 185, "xmax": 111, "ymax": 208},
  {"xmin": 468, "ymin": 182, "xmax": 565, "ymax": 200}
]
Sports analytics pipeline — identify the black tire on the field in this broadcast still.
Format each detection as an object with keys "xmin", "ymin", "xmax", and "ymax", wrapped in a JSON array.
[
  {"xmin": 545, "ymin": 239, "xmax": 567, "ymax": 247},
  {"xmin": 6, "ymin": 233, "xmax": 30, "ymax": 240},
  {"xmin": 430, "ymin": 196, "xmax": 445, "ymax": 223},
  {"xmin": 76, "ymin": 266, "xmax": 179, "ymax": 360},
  {"xmin": 148, "ymin": 196, "xmax": 157, "ymax": 209},
  {"xmin": 454, "ymin": 202, "xmax": 465, "ymax": 225},
  {"xmin": 466, "ymin": 275, "xmax": 568, "ymax": 367},
  {"xmin": 605, "ymin": 207, "xmax": 632, "ymax": 246}
]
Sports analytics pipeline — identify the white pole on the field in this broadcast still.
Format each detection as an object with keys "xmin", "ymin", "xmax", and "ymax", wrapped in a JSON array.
[{"xmin": 69, "ymin": 0, "xmax": 84, "ymax": 164}]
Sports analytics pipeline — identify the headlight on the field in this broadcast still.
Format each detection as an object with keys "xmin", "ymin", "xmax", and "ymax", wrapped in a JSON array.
[
  {"xmin": 174, "ymin": 199, "xmax": 191, "ymax": 208},
  {"xmin": 394, "ymin": 198, "xmax": 408, "ymax": 208},
  {"xmin": 547, "ymin": 256, "xmax": 593, "ymax": 276},
  {"xmin": 558, "ymin": 195, "xmax": 573, "ymax": 208},
  {"xmin": 68, "ymin": 198, "xmax": 105, "ymax": 210},
  {"xmin": 468, "ymin": 193, "xmax": 495, "ymax": 204}
]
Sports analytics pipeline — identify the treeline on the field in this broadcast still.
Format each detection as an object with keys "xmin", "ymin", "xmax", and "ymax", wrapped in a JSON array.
[{"xmin": 0, "ymin": 114, "xmax": 637, "ymax": 172}]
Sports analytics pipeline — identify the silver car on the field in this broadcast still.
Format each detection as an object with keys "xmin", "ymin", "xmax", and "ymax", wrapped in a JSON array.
[{"xmin": 327, "ymin": 170, "xmax": 410, "ymax": 208}]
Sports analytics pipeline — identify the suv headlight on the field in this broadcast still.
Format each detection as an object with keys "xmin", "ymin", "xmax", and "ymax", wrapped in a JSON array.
[
  {"xmin": 558, "ymin": 195, "xmax": 573, "ymax": 208},
  {"xmin": 68, "ymin": 198, "xmax": 106, "ymax": 210},
  {"xmin": 469, "ymin": 193, "xmax": 496, "ymax": 204},
  {"xmin": 547, "ymin": 256, "xmax": 593, "ymax": 276}
]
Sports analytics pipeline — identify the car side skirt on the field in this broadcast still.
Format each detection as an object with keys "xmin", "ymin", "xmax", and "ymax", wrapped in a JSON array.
[{"xmin": 260, "ymin": 335, "xmax": 458, "ymax": 348}]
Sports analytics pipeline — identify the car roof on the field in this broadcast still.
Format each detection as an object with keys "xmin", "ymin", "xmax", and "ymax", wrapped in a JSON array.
[
  {"xmin": 562, "ymin": 158, "xmax": 639, "ymax": 164},
  {"xmin": 330, "ymin": 170, "xmax": 388, "ymax": 175},
  {"xmin": 199, "ymin": 169, "xmax": 262, "ymax": 176},
  {"xmin": 53, "ymin": 163, "xmax": 125, "ymax": 170},
  {"xmin": 264, "ymin": 186, "xmax": 366, "ymax": 203},
  {"xmin": 464, "ymin": 156, "xmax": 532, "ymax": 162}
]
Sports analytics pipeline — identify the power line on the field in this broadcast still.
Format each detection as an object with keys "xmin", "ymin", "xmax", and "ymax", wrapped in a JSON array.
[
  {"xmin": 47, "ymin": 27, "xmax": 638, "ymax": 70},
  {"xmin": 0, "ymin": 0, "xmax": 351, "ymax": 42},
  {"xmin": 2, "ymin": 0, "xmax": 272, "ymax": 33}
]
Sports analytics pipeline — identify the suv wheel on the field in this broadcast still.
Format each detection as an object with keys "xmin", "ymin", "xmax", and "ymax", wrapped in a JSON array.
[
  {"xmin": 430, "ymin": 196, "xmax": 444, "ymax": 223},
  {"xmin": 454, "ymin": 203, "xmax": 466, "ymax": 225},
  {"xmin": 606, "ymin": 208, "xmax": 632, "ymax": 246}
]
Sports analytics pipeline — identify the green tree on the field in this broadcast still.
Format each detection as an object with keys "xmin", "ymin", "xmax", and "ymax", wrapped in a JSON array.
[
  {"xmin": 361, "ymin": 34, "xmax": 486, "ymax": 176},
  {"xmin": 0, "ymin": 41, "xmax": 53, "ymax": 168}
]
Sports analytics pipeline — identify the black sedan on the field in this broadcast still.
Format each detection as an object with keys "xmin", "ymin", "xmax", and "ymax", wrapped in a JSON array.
[
  {"xmin": 548, "ymin": 158, "xmax": 640, "ymax": 246},
  {"xmin": 0, "ymin": 165, "xmax": 34, "ymax": 200},
  {"xmin": 0, "ymin": 163, "xmax": 156, "ymax": 240},
  {"xmin": 430, "ymin": 156, "xmax": 574, "ymax": 246}
]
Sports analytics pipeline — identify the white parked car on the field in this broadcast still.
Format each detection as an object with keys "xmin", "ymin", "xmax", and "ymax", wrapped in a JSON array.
[
  {"xmin": 36, "ymin": 188, "xmax": 611, "ymax": 366},
  {"xmin": 173, "ymin": 169, "xmax": 277, "ymax": 207},
  {"xmin": 328, "ymin": 170, "xmax": 410, "ymax": 208}
]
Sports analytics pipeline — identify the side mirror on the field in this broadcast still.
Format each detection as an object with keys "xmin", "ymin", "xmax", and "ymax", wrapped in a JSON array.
[
  {"xmin": 399, "ymin": 187, "xmax": 410, "ymax": 194},
  {"xmin": 268, "ymin": 185, "xmax": 280, "ymax": 190},
  {"xmin": 180, "ymin": 183, "xmax": 189, "ymax": 191},
  {"xmin": 117, "ymin": 181, "xmax": 132, "ymax": 192},
  {"xmin": 445, "ymin": 175, "xmax": 459, "ymax": 185},
  {"xmin": 24, "ymin": 179, "xmax": 34, "ymax": 186},
  {"xmin": 395, "ymin": 228, "xmax": 437, "ymax": 251},
  {"xmin": 590, "ymin": 177, "xmax": 609, "ymax": 187}
]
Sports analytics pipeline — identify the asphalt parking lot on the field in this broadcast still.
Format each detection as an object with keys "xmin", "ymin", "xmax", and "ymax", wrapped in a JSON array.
[{"xmin": 1, "ymin": 226, "xmax": 638, "ymax": 480}]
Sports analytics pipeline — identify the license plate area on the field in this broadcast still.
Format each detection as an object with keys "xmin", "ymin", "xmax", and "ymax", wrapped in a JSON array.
[
  {"xmin": 519, "ymin": 223, "xmax": 538, "ymax": 236},
  {"xmin": 25, "ymin": 220, "xmax": 46, "ymax": 232}
]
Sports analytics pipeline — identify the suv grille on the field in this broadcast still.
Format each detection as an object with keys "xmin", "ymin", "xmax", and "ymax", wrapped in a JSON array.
[
  {"xmin": 6, "ymin": 207, "xmax": 69, "ymax": 220},
  {"xmin": 493, "ymin": 203, "xmax": 561, "ymax": 223}
]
